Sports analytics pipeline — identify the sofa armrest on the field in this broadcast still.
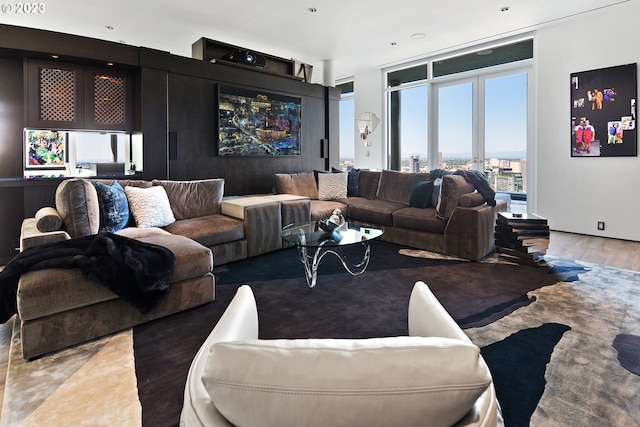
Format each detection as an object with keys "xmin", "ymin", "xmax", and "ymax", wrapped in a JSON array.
[
  {"xmin": 20, "ymin": 218, "xmax": 71, "ymax": 252},
  {"xmin": 180, "ymin": 285, "xmax": 258, "ymax": 427},
  {"xmin": 444, "ymin": 203, "xmax": 496, "ymax": 261}
]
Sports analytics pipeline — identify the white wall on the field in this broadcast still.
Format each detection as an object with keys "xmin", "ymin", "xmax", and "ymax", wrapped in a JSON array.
[
  {"xmin": 536, "ymin": 1, "xmax": 640, "ymax": 241},
  {"xmin": 353, "ymin": 69, "xmax": 384, "ymax": 170}
]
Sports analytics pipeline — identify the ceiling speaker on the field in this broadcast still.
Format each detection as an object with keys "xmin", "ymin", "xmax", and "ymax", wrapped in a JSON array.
[{"xmin": 222, "ymin": 49, "xmax": 266, "ymax": 68}]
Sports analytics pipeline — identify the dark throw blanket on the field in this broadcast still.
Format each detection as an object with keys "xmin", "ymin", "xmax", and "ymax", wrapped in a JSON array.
[
  {"xmin": 430, "ymin": 168, "xmax": 497, "ymax": 206},
  {"xmin": 0, "ymin": 231, "xmax": 176, "ymax": 323}
]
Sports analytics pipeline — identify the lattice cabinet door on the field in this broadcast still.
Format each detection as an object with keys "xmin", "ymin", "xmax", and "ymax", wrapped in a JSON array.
[
  {"xmin": 27, "ymin": 60, "xmax": 85, "ymax": 129},
  {"xmin": 84, "ymin": 67, "xmax": 133, "ymax": 131}
]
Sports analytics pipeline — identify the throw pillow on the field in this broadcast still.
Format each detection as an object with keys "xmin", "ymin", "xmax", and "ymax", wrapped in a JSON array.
[
  {"xmin": 55, "ymin": 178, "xmax": 100, "ymax": 238},
  {"xmin": 124, "ymin": 185, "xmax": 176, "ymax": 228},
  {"xmin": 317, "ymin": 172, "xmax": 347, "ymax": 200},
  {"xmin": 436, "ymin": 175, "xmax": 476, "ymax": 220},
  {"xmin": 409, "ymin": 180, "xmax": 434, "ymax": 208},
  {"xmin": 273, "ymin": 172, "xmax": 319, "ymax": 199},
  {"xmin": 313, "ymin": 169, "xmax": 331, "ymax": 185},
  {"xmin": 94, "ymin": 181, "xmax": 130, "ymax": 232},
  {"xmin": 152, "ymin": 179, "xmax": 224, "ymax": 220},
  {"xmin": 203, "ymin": 336, "xmax": 491, "ymax": 427},
  {"xmin": 376, "ymin": 170, "xmax": 431, "ymax": 205},
  {"xmin": 34, "ymin": 207, "xmax": 63, "ymax": 232},
  {"xmin": 347, "ymin": 168, "xmax": 361, "ymax": 197},
  {"xmin": 431, "ymin": 178, "xmax": 443, "ymax": 208}
]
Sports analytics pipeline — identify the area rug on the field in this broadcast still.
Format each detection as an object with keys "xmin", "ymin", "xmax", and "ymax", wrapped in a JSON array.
[
  {"xmin": 1, "ymin": 320, "xmax": 141, "ymax": 427},
  {"xmin": 2, "ymin": 241, "xmax": 639, "ymax": 427}
]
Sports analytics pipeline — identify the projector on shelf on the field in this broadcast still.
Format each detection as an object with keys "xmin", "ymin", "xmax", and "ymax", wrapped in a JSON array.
[{"xmin": 222, "ymin": 49, "xmax": 266, "ymax": 68}]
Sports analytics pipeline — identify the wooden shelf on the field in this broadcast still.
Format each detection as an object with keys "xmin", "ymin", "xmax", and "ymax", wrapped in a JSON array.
[
  {"xmin": 192, "ymin": 37, "xmax": 302, "ymax": 81},
  {"xmin": 209, "ymin": 58, "xmax": 302, "ymax": 81},
  {"xmin": 495, "ymin": 212, "xmax": 549, "ymax": 266}
]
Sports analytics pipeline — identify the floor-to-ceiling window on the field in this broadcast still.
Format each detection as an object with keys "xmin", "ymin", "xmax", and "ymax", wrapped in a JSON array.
[
  {"xmin": 386, "ymin": 37, "xmax": 533, "ymax": 203},
  {"xmin": 387, "ymin": 64, "xmax": 428, "ymax": 172},
  {"xmin": 337, "ymin": 81, "xmax": 354, "ymax": 170},
  {"xmin": 483, "ymin": 72, "xmax": 528, "ymax": 193},
  {"xmin": 435, "ymin": 79, "xmax": 473, "ymax": 170}
]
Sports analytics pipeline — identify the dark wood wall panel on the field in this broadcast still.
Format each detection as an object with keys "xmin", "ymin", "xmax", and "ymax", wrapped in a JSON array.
[
  {"xmin": 0, "ymin": 54, "xmax": 24, "ymax": 178},
  {"xmin": 23, "ymin": 181, "xmax": 59, "ymax": 217},
  {"xmin": 167, "ymin": 68, "xmax": 332, "ymax": 196},
  {"xmin": 168, "ymin": 73, "xmax": 217, "ymax": 181},
  {"xmin": 140, "ymin": 67, "xmax": 169, "ymax": 180},
  {"xmin": 0, "ymin": 188, "xmax": 23, "ymax": 264},
  {"xmin": 0, "ymin": 24, "xmax": 139, "ymax": 66},
  {"xmin": 0, "ymin": 53, "xmax": 26, "ymax": 261}
]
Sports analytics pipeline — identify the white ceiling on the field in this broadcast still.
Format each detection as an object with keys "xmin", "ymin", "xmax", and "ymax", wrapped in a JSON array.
[{"xmin": 0, "ymin": 0, "xmax": 631, "ymax": 81}]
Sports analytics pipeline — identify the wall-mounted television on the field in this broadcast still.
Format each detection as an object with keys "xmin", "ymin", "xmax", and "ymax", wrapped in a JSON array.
[
  {"xmin": 24, "ymin": 129, "xmax": 67, "ymax": 169},
  {"xmin": 217, "ymin": 84, "xmax": 301, "ymax": 156}
]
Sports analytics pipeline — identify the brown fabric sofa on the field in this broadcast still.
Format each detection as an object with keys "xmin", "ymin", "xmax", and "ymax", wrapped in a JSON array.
[
  {"xmin": 22, "ymin": 178, "xmax": 248, "ymax": 266},
  {"xmin": 274, "ymin": 170, "xmax": 505, "ymax": 261},
  {"xmin": 16, "ymin": 177, "xmax": 247, "ymax": 359}
]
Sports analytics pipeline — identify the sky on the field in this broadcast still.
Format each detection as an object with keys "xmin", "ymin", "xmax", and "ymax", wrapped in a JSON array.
[{"xmin": 340, "ymin": 72, "xmax": 528, "ymax": 161}]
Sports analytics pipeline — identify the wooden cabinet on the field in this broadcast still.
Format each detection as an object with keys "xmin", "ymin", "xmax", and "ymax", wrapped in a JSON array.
[
  {"xmin": 84, "ymin": 67, "xmax": 133, "ymax": 130},
  {"xmin": 27, "ymin": 59, "xmax": 85, "ymax": 129},
  {"xmin": 27, "ymin": 59, "xmax": 133, "ymax": 130}
]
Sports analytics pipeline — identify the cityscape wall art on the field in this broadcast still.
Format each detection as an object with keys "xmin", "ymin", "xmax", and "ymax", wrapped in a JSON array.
[
  {"xmin": 218, "ymin": 84, "xmax": 301, "ymax": 156},
  {"xmin": 571, "ymin": 63, "xmax": 637, "ymax": 157}
]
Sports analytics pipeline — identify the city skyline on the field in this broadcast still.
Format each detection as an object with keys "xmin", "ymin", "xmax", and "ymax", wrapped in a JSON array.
[{"xmin": 340, "ymin": 72, "xmax": 528, "ymax": 168}]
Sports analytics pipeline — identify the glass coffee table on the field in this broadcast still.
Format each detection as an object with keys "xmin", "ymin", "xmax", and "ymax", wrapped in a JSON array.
[{"xmin": 281, "ymin": 221, "xmax": 384, "ymax": 288}]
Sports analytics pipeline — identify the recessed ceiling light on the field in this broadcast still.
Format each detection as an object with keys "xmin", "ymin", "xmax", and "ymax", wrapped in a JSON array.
[
  {"xmin": 51, "ymin": 54, "xmax": 59, "ymax": 59},
  {"xmin": 308, "ymin": 7, "xmax": 317, "ymax": 12},
  {"xmin": 500, "ymin": 6, "xmax": 510, "ymax": 12},
  {"xmin": 410, "ymin": 33, "xmax": 426, "ymax": 40}
]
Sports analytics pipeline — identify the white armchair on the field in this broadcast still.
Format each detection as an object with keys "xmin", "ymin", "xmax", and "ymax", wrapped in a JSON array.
[{"xmin": 180, "ymin": 282, "xmax": 502, "ymax": 427}]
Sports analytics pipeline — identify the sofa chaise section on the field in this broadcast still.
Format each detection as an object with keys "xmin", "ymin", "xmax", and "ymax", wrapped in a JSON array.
[{"xmin": 17, "ymin": 227, "xmax": 214, "ymax": 359}]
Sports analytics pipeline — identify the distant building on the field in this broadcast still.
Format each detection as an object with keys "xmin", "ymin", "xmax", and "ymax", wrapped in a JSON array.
[{"xmin": 410, "ymin": 154, "xmax": 420, "ymax": 173}]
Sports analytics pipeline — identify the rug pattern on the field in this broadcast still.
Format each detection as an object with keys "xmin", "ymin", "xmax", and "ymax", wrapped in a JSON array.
[
  {"xmin": 464, "ymin": 256, "xmax": 640, "ymax": 426},
  {"xmin": 1, "ymin": 320, "xmax": 140, "ymax": 426},
  {"xmin": 1, "ymin": 242, "xmax": 638, "ymax": 427}
]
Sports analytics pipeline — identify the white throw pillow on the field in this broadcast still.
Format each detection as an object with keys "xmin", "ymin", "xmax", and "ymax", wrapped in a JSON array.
[
  {"xmin": 317, "ymin": 172, "xmax": 347, "ymax": 200},
  {"xmin": 202, "ymin": 336, "xmax": 491, "ymax": 427},
  {"xmin": 124, "ymin": 185, "xmax": 176, "ymax": 228}
]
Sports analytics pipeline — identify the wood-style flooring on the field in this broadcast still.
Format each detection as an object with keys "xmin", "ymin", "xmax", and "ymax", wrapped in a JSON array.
[{"xmin": 547, "ymin": 231, "xmax": 640, "ymax": 272}]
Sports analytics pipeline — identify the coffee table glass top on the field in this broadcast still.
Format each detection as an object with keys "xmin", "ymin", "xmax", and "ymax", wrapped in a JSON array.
[{"xmin": 281, "ymin": 221, "xmax": 383, "ymax": 248}]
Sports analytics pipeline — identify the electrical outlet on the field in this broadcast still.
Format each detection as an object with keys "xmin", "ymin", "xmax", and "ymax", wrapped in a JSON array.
[{"xmin": 597, "ymin": 221, "xmax": 605, "ymax": 231}]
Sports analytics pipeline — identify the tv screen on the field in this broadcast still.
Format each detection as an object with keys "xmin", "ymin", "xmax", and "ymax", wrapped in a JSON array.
[{"xmin": 218, "ymin": 84, "xmax": 301, "ymax": 156}]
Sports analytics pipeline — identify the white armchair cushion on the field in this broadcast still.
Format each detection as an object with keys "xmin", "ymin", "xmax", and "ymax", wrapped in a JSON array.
[{"xmin": 202, "ymin": 335, "xmax": 492, "ymax": 427}]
